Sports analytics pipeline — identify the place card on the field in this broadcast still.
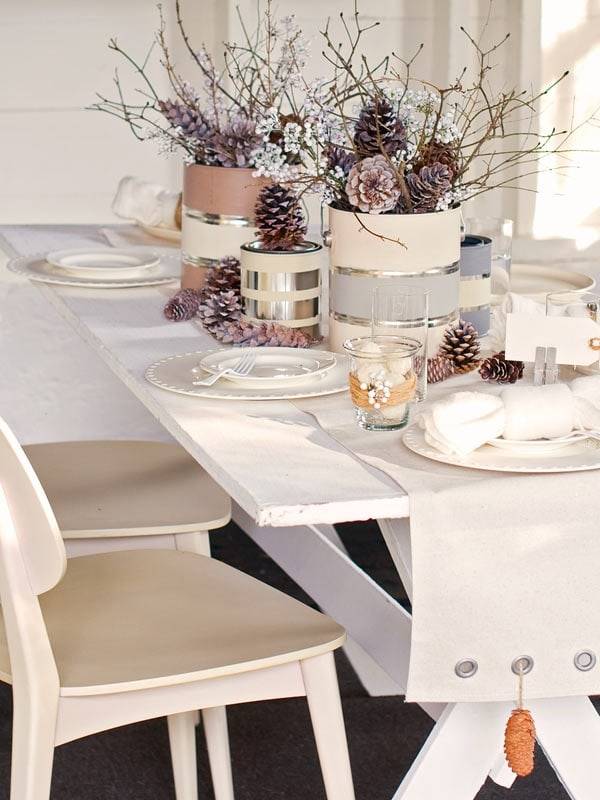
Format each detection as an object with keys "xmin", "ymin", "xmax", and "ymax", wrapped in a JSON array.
[{"xmin": 505, "ymin": 312, "xmax": 600, "ymax": 366}]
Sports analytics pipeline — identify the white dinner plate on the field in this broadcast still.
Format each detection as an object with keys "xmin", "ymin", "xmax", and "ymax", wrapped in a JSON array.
[
  {"xmin": 46, "ymin": 247, "xmax": 160, "ymax": 278},
  {"xmin": 486, "ymin": 432, "xmax": 589, "ymax": 455},
  {"xmin": 7, "ymin": 252, "xmax": 179, "ymax": 288},
  {"xmin": 497, "ymin": 263, "xmax": 595, "ymax": 304},
  {"xmin": 145, "ymin": 350, "xmax": 349, "ymax": 400},
  {"xmin": 197, "ymin": 347, "xmax": 337, "ymax": 385},
  {"xmin": 139, "ymin": 223, "xmax": 182, "ymax": 243},
  {"xmin": 403, "ymin": 425, "xmax": 600, "ymax": 473}
]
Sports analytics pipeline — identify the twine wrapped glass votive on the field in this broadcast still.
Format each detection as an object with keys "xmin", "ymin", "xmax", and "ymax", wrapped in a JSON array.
[{"xmin": 343, "ymin": 336, "xmax": 421, "ymax": 431}]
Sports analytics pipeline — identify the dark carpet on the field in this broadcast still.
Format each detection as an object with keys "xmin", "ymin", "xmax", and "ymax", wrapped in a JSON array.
[{"xmin": 0, "ymin": 521, "xmax": 574, "ymax": 799}]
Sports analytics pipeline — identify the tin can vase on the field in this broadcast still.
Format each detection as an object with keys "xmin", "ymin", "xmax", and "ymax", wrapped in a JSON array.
[
  {"xmin": 181, "ymin": 165, "xmax": 267, "ymax": 290},
  {"xmin": 325, "ymin": 206, "xmax": 461, "ymax": 355},
  {"xmin": 240, "ymin": 240, "xmax": 322, "ymax": 338},
  {"xmin": 459, "ymin": 235, "xmax": 492, "ymax": 335}
]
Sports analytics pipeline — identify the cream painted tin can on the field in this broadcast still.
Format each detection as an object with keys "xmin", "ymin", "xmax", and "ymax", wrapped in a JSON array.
[
  {"xmin": 240, "ymin": 241, "xmax": 322, "ymax": 338},
  {"xmin": 181, "ymin": 165, "xmax": 268, "ymax": 290},
  {"xmin": 325, "ymin": 206, "xmax": 461, "ymax": 354}
]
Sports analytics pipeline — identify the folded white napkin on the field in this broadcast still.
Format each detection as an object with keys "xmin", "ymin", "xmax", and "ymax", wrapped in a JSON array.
[
  {"xmin": 420, "ymin": 375, "xmax": 600, "ymax": 455},
  {"xmin": 112, "ymin": 176, "xmax": 181, "ymax": 229},
  {"xmin": 420, "ymin": 391, "xmax": 506, "ymax": 456},
  {"xmin": 487, "ymin": 292, "xmax": 544, "ymax": 352}
]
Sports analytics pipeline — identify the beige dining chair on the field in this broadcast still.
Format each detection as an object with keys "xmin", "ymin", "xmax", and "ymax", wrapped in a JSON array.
[
  {"xmin": 0, "ymin": 418, "xmax": 355, "ymax": 800},
  {"xmin": 23, "ymin": 440, "xmax": 232, "ymax": 558}
]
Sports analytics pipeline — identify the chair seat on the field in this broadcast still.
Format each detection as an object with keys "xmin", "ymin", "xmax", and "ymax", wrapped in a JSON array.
[
  {"xmin": 24, "ymin": 441, "xmax": 231, "ymax": 537},
  {"xmin": 0, "ymin": 550, "xmax": 345, "ymax": 696}
]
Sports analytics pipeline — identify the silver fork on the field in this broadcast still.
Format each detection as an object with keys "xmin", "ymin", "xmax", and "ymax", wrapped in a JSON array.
[{"xmin": 192, "ymin": 351, "xmax": 256, "ymax": 386}]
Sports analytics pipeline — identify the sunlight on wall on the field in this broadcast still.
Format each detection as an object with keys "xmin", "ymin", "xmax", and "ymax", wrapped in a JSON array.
[{"xmin": 533, "ymin": 3, "xmax": 600, "ymax": 248}]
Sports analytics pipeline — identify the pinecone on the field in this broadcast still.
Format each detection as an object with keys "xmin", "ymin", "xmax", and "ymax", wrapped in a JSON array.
[
  {"xmin": 202, "ymin": 256, "xmax": 241, "ymax": 297},
  {"xmin": 406, "ymin": 162, "xmax": 453, "ymax": 213},
  {"xmin": 439, "ymin": 320, "xmax": 481, "ymax": 373},
  {"xmin": 326, "ymin": 146, "xmax": 357, "ymax": 178},
  {"xmin": 414, "ymin": 141, "xmax": 459, "ymax": 178},
  {"xmin": 158, "ymin": 100, "xmax": 213, "ymax": 141},
  {"xmin": 254, "ymin": 184, "xmax": 307, "ymax": 250},
  {"xmin": 353, "ymin": 98, "xmax": 407, "ymax": 158},
  {"xmin": 163, "ymin": 288, "xmax": 202, "ymax": 322},
  {"xmin": 505, "ymin": 709, "xmax": 536, "ymax": 777},
  {"xmin": 346, "ymin": 155, "xmax": 401, "ymax": 214},
  {"xmin": 479, "ymin": 352, "xmax": 524, "ymax": 384},
  {"xmin": 197, "ymin": 290, "xmax": 242, "ymax": 336},
  {"xmin": 218, "ymin": 319, "xmax": 312, "ymax": 348},
  {"xmin": 427, "ymin": 355, "xmax": 455, "ymax": 384},
  {"xmin": 210, "ymin": 114, "xmax": 262, "ymax": 168}
]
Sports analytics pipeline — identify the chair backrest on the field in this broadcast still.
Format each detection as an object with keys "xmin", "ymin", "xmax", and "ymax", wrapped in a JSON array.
[
  {"xmin": 0, "ymin": 418, "xmax": 65, "ymax": 696},
  {"xmin": 0, "ymin": 418, "xmax": 66, "ymax": 595}
]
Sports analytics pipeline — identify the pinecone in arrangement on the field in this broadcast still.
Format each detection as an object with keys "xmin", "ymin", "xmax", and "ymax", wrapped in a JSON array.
[
  {"xmin": 255, "ymin": 184, "xmax": 307, "ymax": 250},
  {"xmin": 158, "ymin": 100, "xmax": 213, "ymax": 142},
  {"xmin": 163, "ymin": 288, "xmax": 202, "ymax": 322},
  {"xmin": 479, "ymin": 351, "xmax": 525, "ymax": 384},
  {"xmin": 197, "ymin": 290, "xmax": 242, "ymax": 337},
  {"xmin": 439, "ymin": 320, "xmax": 481, "ymax": 373},
  {"xmin": 414, "ymin": 141, "xmax": 460, "ymax": 178},
  {"xmin": 217, "ymin": 319, "xmax": 312, "ymax": 348},
  {"xmin": 326, "ymin": 145, "xmax": 357, "ymax": 178},
  {"xmin": 210, "ymin": 114, "xmax": 262, "ymax": 168},
  {"xmin": 504, "ymin": 709, "xmax": 536, "ymax": 777},
  {"xmin": 346, "ymin": 155, "xmax": 401, "ymax": 214},
  {"xmin": 406, "ymin": 162, "xmax": 453, "ymax": 213},
  {"xmin": 202, "ymin": 256, "xmax": 241, "ymax": 297},
  {"xmin": 353, "ymin": 98, "xmax": 407, "ymax": 158},
  {"xmin": 427, "ymin": 355, "xmax": 455, "ymax": 384}
]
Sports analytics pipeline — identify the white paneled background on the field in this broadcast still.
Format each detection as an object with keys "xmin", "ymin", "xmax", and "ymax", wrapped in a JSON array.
[{"xmin": 1, "ymin": 1, "xmax": 599, "ymax": 442}]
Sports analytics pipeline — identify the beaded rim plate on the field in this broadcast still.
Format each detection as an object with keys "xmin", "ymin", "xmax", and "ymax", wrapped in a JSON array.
[
  {"xmin": 7, "ymin": 252, "xmax": 179, "ymax": 288},
  {"xmin": 403, "ymin": 425, "xmax": 600, "ymax": 473},
  {"xmin": 197, "ymin": 347, "xmax": 337, "ymax": 385},
  {"xmin": 145, "ymin": 350, "xmax": 349, "ymax": 400}
]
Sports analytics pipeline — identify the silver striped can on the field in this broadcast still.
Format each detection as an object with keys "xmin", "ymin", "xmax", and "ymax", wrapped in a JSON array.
[{"xmin": 240, "ymin": 241, "xmax": 322, "ymax": 338}]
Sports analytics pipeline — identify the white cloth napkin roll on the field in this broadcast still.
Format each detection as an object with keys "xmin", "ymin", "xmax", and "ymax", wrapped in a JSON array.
[
  {"xmin": 421, "ymin": 375, "xmax": 600, "ymax": 455},
  {"xmin": 112, "ymin": 176, "xmax": 181, "ymax": 229}
]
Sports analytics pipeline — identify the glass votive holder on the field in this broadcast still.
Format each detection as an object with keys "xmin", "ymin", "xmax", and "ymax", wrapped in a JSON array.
[{"xmin": 343, "ymin": 336, "xmax": 421, "ymax": 431}]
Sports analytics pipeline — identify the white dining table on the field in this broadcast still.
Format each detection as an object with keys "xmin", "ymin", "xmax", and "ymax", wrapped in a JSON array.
[{"xmin": 3, "ymin": 227, "xmax": 600, "ymax": 800}]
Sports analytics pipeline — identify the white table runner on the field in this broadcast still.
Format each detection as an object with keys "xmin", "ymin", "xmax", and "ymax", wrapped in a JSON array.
[{"xmin": 297, "ymin": 377, "xmax": 600, "ymax": 704}]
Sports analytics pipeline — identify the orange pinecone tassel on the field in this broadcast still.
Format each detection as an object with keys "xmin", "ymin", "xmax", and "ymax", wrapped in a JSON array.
[{"xmin": 504, "ymin": 708, "xmax": 536, "ymax": 777}]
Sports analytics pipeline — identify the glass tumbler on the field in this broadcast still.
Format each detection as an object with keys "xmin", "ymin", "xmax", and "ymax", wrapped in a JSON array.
[
  {"xmin": 371, "ymin": 285, "xmax": 429, "ymax": 401},
  {"xmin": 465, "ymin": 217, "xmax": 513, "ymax": 300},
  {"xmin": 343, "ymin": 336, "xmax": 421, "ymax": 431}
]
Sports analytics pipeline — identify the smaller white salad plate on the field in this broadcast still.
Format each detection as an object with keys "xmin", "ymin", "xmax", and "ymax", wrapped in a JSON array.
[
  {"xmin": 195, "ymin": 348, "xmax": 337, "ymax": 387},
  {"xmin": 46, "ymin": 247, "xmax": 159, "ymax": 279}
]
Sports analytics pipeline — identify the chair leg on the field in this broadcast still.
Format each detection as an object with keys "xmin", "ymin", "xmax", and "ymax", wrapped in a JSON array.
[
  {"xmin": 202, "ymin": 706, "xmax": 235, "ymax": 800},
  {"xmin": 301, "ymin": 653, "xmax": 356, "ymax": 800},
  {"xmin": 168, "ymin": 711, "xmax": 199, "ymax": 800},
  {"xmin": 10, "ymin": 690, "xmax": 57, "ymax": 800}
]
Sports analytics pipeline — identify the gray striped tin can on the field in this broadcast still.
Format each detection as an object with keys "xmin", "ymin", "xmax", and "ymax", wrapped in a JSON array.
[
  {"xmin": 240, "ymin": 241, "xmax": 322, "ymax": 338},
  {"xmin": 325, "ymin": 206, "xmax": 461, "ymax": 355},
  {"xmin": 459, "ymin": 235, "xmax": 491, "ymax": 335}
]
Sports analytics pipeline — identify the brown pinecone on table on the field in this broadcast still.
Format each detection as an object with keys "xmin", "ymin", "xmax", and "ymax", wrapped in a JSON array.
[
  {"xmin": 255, "ymin": 184, "xmax": 307, "ymax": 250},
  {"xmin": 197, "ymin": 290, "xmax": 242, "ymax": 337},
  {"xmin": 163, "ymin": 288, "xmax": 202, "ymax": 322},
  {"xmin": 218, "ymin": 319, "xmax": 312, "ymax": 348},
  {"xmin": 439, "ymin": 320, "xmax": 481, "ymax": 373},
  {"xmin": 427, "ymin": 355, "xmax": 455, "ymax": 384},
  {"xmin": 406, "ymin": 162, "xmax": 453, "ymax": 213},
  {"xmin": 202, "ymin": 256, "xmax": 241, "ymax": 297},
  {"xmin": 479, "ymin": 351, "xmax": 524, "ymax": 384},
  {"xmin": 504, "ymin": 708, "xmax": 536, "ymax": 777},
  {"xmin": 354, "ymin": 97, "xmax": 407, "ymax": 158}
]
